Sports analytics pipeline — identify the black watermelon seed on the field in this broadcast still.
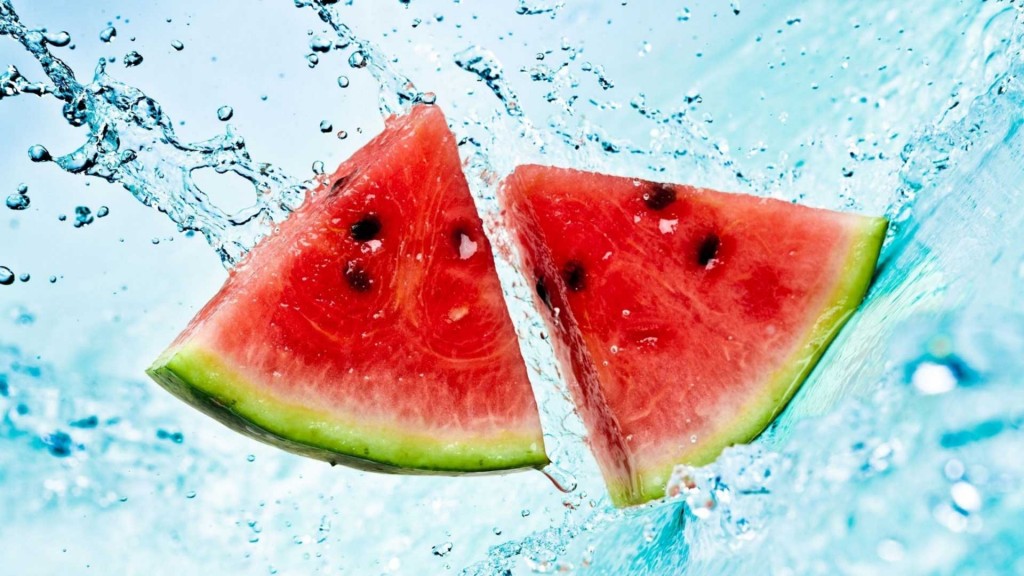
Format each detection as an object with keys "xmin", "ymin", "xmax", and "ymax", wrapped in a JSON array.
[
  {"xmin": 535, "ymin": 276, "xmax": 553, "ymax": 311},
  {"xmin": 643, "ymin": 183, "xmax": 677, "ymax": 211},
  {"xmin": 344, "ymin": 263, "xmax": 373, "ymax": 291},
  {"xmin": 562, "ymin": 260, "xmax": 586, "ymax": 292},
  {"xmin": 697, "ymin": 234, "xmax": 721, "ymax": 267},
  {"xmin": 350, "ymin": 214, "xmax": 381, "ymax": 242}
]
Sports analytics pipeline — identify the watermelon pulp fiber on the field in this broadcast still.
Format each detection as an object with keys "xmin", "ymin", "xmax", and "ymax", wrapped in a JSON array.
[
  {"xmin": 502, "ymin": 165, "xmax": 887, "ymax": 506},
  {"xmin": 148, "ymin": 105, "xmax": 548, "ymax": 474}
]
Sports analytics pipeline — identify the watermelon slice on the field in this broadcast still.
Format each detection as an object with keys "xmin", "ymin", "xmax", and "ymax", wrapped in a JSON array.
[
  {"xmin": 148, "ymin": 106, "xmax": 548, "ymax": 474},
  {"xmin": 502, "ymin": 165, "xmax": 886, "ymax": 506}
]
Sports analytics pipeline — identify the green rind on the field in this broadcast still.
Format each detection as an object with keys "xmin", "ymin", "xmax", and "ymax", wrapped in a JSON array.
[
  {"xmin": 147, "ymin": 344, "xmax": 549, "ymax": 475},
  {"xmin": 612, "ymin": 215, "xmax": 889, "ymax": 506}
]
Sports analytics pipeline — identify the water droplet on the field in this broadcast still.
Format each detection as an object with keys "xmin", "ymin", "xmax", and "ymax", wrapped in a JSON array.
[
  {"xmin": 6, "ymin": 194, "xmax": 29, "ymax": 210},
  {"xmin": 309, "ymin": 35, "xmax": 333, "ymax": 53},
  {"xmin": 877, "ymin": 538, "xmax": 905, "ymax": 562},
  {"xmin": 418, "ymin": 91, "xmax": 437, "ymax": 105},
  {"xmin": 521, "ymin": 509, "xmax": 531, "ymax": 517},
  {"xmin": 677, "ymin": 7, "xmax": 691, "ymax": 21},
  {"xmin": 0, "ymin": 267, "xmax": 15, "ymax": 286},
  {"xmin": 306, "ymin": 53, "xmax": 319, "ymax": 68},
  {"xmin": 28, "ymin": 144, "xmax": 51, "ymax": 162},
  {"xmin": 18, "ymin": 273, "xmax": 30, "ymax": 283},
  {"xmin": 319, "ymin": 120, "xmax": 333, "ymax": 133},
  {"xmin": 247, "ymin": 454, "xmax": 256, "ymax": 462},
  {"xmin": 123, "ymin": 51, "xmax": 143, "ymax": 67},
  {"xmin": 541, "ymin": 463, "xmax": 578, "ymax": 493},
  {"xmin": 312, "ymin": 161, "xmax": 325, "ymax": 175},
  {"xmin": 99, "ymin": 26, "xmax": 117, "ymax": 43},
  {"xmin": 337, "ymin": 75, "xmax": 350, "ymax": 88},
  {"xmin": 44, "ymin": 31, "xmax": 71, "ymax": 47},
  {"xmin": 336, "ymin": 130, "xmax": 348, "ymax": 140},
  {"xmin": 910, "ymin": 360, "xmax": 958, "ymax": 395},
  {"xmin": 48, "ymin": 275, "xmax": 57, "ymax": 284},
  {"xmin": 217, "ymin": 105, "xmax": 234, "ymax": 121},
  {"xmin": 96, "ymin": 206, "xmax": 110, "ymax": 218},
  {"xmin": 347, "ymin": 50, "xmax": 368, "ymax": 68},
  {"xmin": 16, "ymin": 183, "xmax": 28, "ymax": 194},
  {"xmin": 492, "ymin": 527, "xmax": 502, "ymax": 536},
  {"xmin": 185, "ymin": 490, "xmax": 197, "ymax": 499},
  {"xmin": 950, "ymin": 481, "xmax": 981, "ymax": 513},
  {"xmin": 431, "ymin": 542, "xmax": 453, "ymax": 557},
  {"xmin": 171, "ymin": 40, "xmax": 184, "ymax": 51},
  {"xmin": 74, "ymin": 206, "xmax": 94, "ymax": 228}
]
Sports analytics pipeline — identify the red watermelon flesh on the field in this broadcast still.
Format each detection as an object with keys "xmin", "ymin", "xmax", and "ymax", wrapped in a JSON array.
[
  {"xmin": 502, "ymin": 165, "xmax": 886, "ymax": 505},
  {"xmin": 147, "ymin": 106, "xmax": 548, "ymax": 473}
]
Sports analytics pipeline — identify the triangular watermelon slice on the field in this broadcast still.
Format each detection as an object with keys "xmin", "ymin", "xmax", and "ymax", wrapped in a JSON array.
[
  {"xmin": 502, "ymin": 165, "xmax": 886, "ymax": 505},
  {"xmin": 148, "ymin": 106, "xmax": 548, "ymax": 474}
]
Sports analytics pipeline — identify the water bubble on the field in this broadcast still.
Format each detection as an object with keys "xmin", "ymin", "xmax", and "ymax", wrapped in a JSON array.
[
  {"xmin": 306, "ymin": 54, "xmax": 319, "ymax": 68},
  {"xmin": 431, "ymin": 542, "xmax": 453, "ymax": 557},
  {"xmin": 309, "ymin": 35, "xmax": 333, "ymax": 53},
  {"xmin": 950, "ymin": 481, "xmax": 982, "ymax": 513},
  {"xmin": 217, "ymin": 105, "xmax": 234, "ymax": 121},
  {"xmin": 347, "ymin": 50, "xmax": 368, "ymax": 68},
  {"xmin": 5, "ymin": 194, "xmax": 29, "ymax": 210},
  {"xmin": 28, "ymin": 144, "xmax": 51, "ymax": 162},
  {"xmin": 44, "ymin": 31, "xmax": 71, "ymax": 47},
  {"xmin": 74, "ymin": 206, "xmax": 94, "ymax": 228},
  {"xmin": 0, "ymin": 267, "xmax": 14, "ymax": 286},
  {"xmin": 171, "ymin": 40, "xmax": 184, "ymax": 51},
  {"xmin": 123, "ymin": 51, "xmax": 144, "ymax": 67},
  {"xmin": 336, "ymin": 130, "xmax": 348, "ymax": 140},
  {"xmin": 877, "ymin": 538, "xmax": 905, "ymax": 562},
  {"xmin": 418, "ymin": 91, "xmax": 437, "ymax": 105},
  {"xmin": 910, "ymin": 360, "xmax": 958, "ymax": 395},
  {"xmin": 99, "ymin": 26, "xmax": 116, "ymax": 43},
  {"xmin": 337, "ymin": 75, "xmax": 350, "ymax": 88}
]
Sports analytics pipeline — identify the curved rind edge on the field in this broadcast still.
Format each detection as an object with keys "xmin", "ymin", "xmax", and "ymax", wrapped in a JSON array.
[
  {"xmin": 146, "ymin": 345, "xmax": 550, "ymax": 475},
  {"xmin": 615, "ymin": 215, "xmax": 889, "ymax": 506}
]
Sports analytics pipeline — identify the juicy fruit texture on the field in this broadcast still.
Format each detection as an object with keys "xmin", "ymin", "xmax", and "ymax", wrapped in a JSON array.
[
  {"xmin": 503, "ymin": 165, "xmax": 887, "ymax": 506},
  {"xmin": 148, "ymin": 106, "xmax": 548, "ymax": 474}
]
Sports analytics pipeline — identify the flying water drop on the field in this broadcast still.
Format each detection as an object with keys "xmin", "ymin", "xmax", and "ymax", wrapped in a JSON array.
[
  {"xmin": 5, "ymin": 193, "xmax": 28, "ymax": 210},
  {"xmin": 123, "ymin": 51, "xmax": 143, "ymax": 67},
  {"xmin": 27, "ymin": 144, "xmax": 50, "ymax": 162},
  {"xmin": 217, "ymin": 105, "xmax": 234, "ymax": 121},
  {"xmin": 99, "ymin": 26, "xmax": 116, "ymax": 43},
  {"xmin": 43, "ymin": 31, "xmax": 71, "ymax": 47}
]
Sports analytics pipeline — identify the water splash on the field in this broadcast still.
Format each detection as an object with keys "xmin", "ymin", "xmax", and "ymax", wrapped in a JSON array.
[{"xmin": 0, "ymin": 0, "xmax": 310, "ymax": 265}]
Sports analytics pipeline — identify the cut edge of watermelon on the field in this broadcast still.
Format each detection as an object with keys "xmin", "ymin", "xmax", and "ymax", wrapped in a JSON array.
[
  {"xmin": 147, "ymin": 344, "xmax": 551, "ymax": 475},
  {"xmin": 617, "ymin": 214, "xmax": 889, "ymax": 506}
]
